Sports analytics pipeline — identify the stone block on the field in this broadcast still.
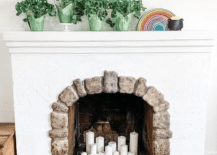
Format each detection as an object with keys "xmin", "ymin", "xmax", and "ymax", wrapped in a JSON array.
[
  {"xmin": 153, "ymin": 129, "xmax": 172, "ymax": 139},
  {"xmin": 73, "ymin": 79, "xmax": 87, "ymax": 97},
  {"xmin": 134, "ymin": 77, "xmax": 147, "ymax": 97},
  {"xmin": 143, "ymin": 87, "xmax": 164, "ymax": 107},
  {"xmin": 119, "ymin": 76, "xmax": 136, "ymax": 94},
  {"xmin": 59, "ymin": 86, "xmax": 79, "ymax": 107},
  {"xmin": 52, "ymin": 101, "xmax": 69, "ymax": 113},
  {"xmin": 85, "ymin": 77, "xmax": 103, "ymax": 94},
  {"xmin": 51, "ymin": 112, "xmax": 68, "ymax": 129},
  {"xmin": 51, "ymin": 139, "xmax": 68, "ymax": 155},
  {"xmin": 103, "ymin": 71, "xmax": 118, "ymax": 93},
  {"xmin": 153, "ymin": 111, "xmax": 170, "ymax": 129},
  {"xmin": 153, "ymin": 139, "xmax": 170, "ymax": 155},
  {"xmin": 49, "ymin": 128, "xmax": 68, "ymax": 139},
  {"xmin": 153, "ymin": 101, "xmax": 169, "ymax": 113}
]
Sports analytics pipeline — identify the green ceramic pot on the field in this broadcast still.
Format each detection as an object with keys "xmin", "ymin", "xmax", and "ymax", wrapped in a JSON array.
[
  {"xmin": 115, "ymin": 12, "xmax": 133, "ymax": 31},
  {"xmin": 56, "ymin": 3, "xmax": 73, "ymax": 23},
  {"xmin": 88, "ymin": 15, "xmax": 104, "ymax": 31},
  {"xmin": 28, "ymin": 16, "xmax": 45, "ymax": 31}
]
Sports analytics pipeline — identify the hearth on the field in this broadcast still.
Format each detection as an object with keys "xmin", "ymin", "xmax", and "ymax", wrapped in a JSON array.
[{"xmin": 49, "ymin": 71, "xmax": 172, "ymax": 155}]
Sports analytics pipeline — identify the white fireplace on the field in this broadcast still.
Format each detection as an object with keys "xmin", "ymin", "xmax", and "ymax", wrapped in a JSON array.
[{"xmin": 3, "ymin": 31, "xmax": 214, "ymax": 155}]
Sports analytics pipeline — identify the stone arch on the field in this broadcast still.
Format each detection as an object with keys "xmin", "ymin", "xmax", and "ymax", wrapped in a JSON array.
[{"xmin": 49, "ymin": 71, "xmax": 172, "ymax": 155}]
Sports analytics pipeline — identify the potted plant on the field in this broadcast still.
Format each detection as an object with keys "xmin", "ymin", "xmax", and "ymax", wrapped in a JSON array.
[
  {"xmin": 82, "ymin": 0, "xmax": 109, "ymax": 31},
  {"xmin": 55, "ymin": 0, "xmax": 74, "ymax": 23},
  {"xmin": 15, "ymin": 0, "xmax": 56, "ymax": 31},
  {"xmin": 106, "ymin": 0, "xmax": 146, "ymax": 31},
  {"xmin": 55, "ymin": 0, "xmax": 83, "ymax": 24}
]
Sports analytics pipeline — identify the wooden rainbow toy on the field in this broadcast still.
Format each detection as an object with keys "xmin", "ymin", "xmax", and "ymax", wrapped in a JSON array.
[{"xmin": 137, "ymin": 8, "xmax": 175, "ymax": 31}]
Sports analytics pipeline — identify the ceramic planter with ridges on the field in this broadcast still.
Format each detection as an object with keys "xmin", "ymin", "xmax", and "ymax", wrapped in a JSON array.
[
  {"xmin": 115, "ymin": 12, "xmax": 133, "ymax": 31},
  {"xmin": 88, "ymin": 15, "xmax": 104, "ymax": 31},
  {"xmin": 56, "ymin": 3, "xmax": 73, "ymax": 23},
  {"xmin": 28, "ymin": 15, "xmax": 45, "ymax": 31}
]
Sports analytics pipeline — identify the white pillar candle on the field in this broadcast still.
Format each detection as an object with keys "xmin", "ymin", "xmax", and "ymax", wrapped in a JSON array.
[
  {"xmin": 86, "ymin": 131, "xmax": 94, "ymax": 154},
  {"xmin": 99, "ymin": 151, "xmax": 106, "ymax": 155},
  {"xmin": 128, "ymin": 152, "xmax": 135, "ymax": 155},
  {"xmin": 118, "ymin": 136, "xmax": 126, "ymax": 152},
  {"xmin": 130, "ymin": 131, "xmax": 138, "ymax": 155},
  {"xmin": 90, "ymin": 143, "xmax": 97, "ymax": 154},
  {"xmin": 81, "ymin": 152, "xmax": 87, "ymax": 155},
  {"xmin": 108, "ymin": 141, "xmax": 117, "ymax": 153},
  {"xmin": 96, "ymin": 136, "xmax": 105, "ymax": 153},
  {"xmin": 120, "ymin": 145, "xmax": 128, "ymax": 155},
  {"xmin": 105, "ymin": 145, "xmax": 113, "ymax": 155},
  {"xmin": 113, "ymin": 151, "xmax": 119, "ymax": 155}
]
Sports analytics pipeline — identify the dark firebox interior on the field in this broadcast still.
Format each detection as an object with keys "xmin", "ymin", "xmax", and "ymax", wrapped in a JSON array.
[{"xmin": 74, "ymin": 93, "xmax": 149, "ymax": 155}]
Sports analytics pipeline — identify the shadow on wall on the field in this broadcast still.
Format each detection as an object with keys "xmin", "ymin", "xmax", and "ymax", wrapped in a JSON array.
[{"xmin": 0, "ymin": 33, "xmax": 14, "ymax": 123}]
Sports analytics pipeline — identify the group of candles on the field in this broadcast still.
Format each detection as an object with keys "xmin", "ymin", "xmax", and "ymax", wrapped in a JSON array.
[{"xmin": 81, "ymin": 131, "xmax": 138, "ymax": 155}]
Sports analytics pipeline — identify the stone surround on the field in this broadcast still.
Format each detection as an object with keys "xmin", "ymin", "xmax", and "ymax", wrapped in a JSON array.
[{"xmin": 49, "ymin": 71, "xmax": 172, "ymax": 155}]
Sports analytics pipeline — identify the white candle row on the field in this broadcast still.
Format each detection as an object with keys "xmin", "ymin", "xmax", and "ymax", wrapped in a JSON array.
[
  {"xmin": 85, "ymin": 131, "xmax": 138, "ymax": 155},
  {"xmin": 82, "ymin": 151, "xmax": 135, "ymax": 155}
]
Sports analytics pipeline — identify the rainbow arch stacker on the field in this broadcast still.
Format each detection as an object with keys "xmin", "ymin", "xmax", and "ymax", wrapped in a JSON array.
[{"xmin": 137, "ymin": 8, "xmax": 175, "ymax": 31}]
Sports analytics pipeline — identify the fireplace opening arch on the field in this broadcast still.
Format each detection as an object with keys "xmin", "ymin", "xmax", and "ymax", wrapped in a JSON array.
[{"xmin": 49, "ymin": 71, "xmax": 172, "ymax": 155}]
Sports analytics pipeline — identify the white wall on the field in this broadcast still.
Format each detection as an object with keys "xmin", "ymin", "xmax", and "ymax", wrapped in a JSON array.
[{"xmin": 0, "ymin": 0, "xmax": 217, "ymax": 154}]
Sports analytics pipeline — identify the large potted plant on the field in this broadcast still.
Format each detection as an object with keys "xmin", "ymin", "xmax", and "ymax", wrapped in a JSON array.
[
  {"xmin": 106, "ymin": 0, "xmax": 146, "ymax": 31},
  {"xmin": 15, "ymin": 0, "xmax": 56, "ymax": 31},
  {"xmin": 82, "ymin": 0, "xmax": 109, "ymax": 31}
]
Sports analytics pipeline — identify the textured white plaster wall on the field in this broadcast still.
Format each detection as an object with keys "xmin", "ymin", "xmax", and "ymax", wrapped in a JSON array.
[
  {"xmin": 11, "ymin": 52, "xmax": 210, "ymax": 155},
  {"xmin": 1, "ymin": 0, "xmax": 217, "ymax": 154}
]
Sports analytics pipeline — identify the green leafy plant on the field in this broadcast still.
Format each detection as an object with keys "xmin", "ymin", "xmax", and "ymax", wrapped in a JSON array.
[
  {"xmin": 74, "ymin": 0, "xmax": 85, "ymax": 20},
  {"xmin": 106, "ymin": 0, "xmax": 146, "ymax": 27},
  {"xmin": 15, "ymin": 0, "xmax": 56, "ymax": 22},
  {"xmin": 82, "ymin": 0, "xmax": 110, "ymax": 21},
  {"xmin": 71, "ymin": 0, "xmax": 85, "ymax": 24}
]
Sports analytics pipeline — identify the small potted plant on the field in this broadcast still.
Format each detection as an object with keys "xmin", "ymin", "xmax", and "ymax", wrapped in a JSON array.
[
  {"xmin": 82, "ymin": 0, "xmax": 109, "ymax": 31},
  {"xmin": 106, "ymin": 0, "xmax": 146, "ymax": 31},
  {"xmin": 55, "ymin": 0, "xmax": 81, "ymax": 23},
  {"xmin": 15, "ymin": 0, "xmax": 56, "ymax": 31}
]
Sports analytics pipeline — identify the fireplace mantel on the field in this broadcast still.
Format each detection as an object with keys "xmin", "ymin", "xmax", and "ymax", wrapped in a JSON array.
[
  {"xmin": 3, "ymin": 31, "xmax": 216, "ymax": 155},
  {"xmin": 4, "ymin": 31, "xmax": 215, "ymax": 54}
]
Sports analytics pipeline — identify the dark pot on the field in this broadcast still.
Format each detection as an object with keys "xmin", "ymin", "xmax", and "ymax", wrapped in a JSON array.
[{"xmin": 168, "ymin": 18, "xmax": 184, "ymax": 31}]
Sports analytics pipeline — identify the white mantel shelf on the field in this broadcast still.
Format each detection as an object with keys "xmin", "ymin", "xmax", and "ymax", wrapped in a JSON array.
[{"xmin": 3, "ymin": 31, "xmax": 216, "ymax": 54}]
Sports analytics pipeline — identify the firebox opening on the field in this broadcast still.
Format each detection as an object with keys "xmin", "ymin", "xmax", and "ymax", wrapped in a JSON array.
[{"xmin": 70, "ymin": 93, "xmax": 153, "ymax": 155}]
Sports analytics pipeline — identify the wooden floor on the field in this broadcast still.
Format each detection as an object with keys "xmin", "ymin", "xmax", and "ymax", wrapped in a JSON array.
[{"xmin": 0, "ymin": 123, "xmax": 16, "ymax": 155}]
